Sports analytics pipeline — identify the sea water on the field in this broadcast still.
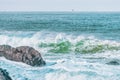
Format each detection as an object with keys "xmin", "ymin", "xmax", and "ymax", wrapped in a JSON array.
[{"xmin": 0, "ymin": 12, "xmax": 120, "ymax": 80}]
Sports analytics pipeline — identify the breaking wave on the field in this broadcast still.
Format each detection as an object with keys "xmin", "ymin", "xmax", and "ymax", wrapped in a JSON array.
[
  {"xmin": 39, "ymin": 40, "xmax": 120, "ymax": 54},
  {"xmin": 0, "ymin": 31, "xmax": 120, "ymax": 54}
]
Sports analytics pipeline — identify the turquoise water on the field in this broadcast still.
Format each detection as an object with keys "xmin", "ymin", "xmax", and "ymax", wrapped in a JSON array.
[{"xmin": 0, "ymin": 12, "xmax": 120, "ymax": 80}]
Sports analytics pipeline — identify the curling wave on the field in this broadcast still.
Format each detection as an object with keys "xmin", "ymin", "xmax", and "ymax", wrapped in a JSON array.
[{"xmin": 0, "ymin": 31, "xmax": 120, "ymax": 54}]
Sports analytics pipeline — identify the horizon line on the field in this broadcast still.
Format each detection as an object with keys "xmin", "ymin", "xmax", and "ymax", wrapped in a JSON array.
[{"xmin": 0, "ymin": 10, "xmax": 120, "ymax": 12}]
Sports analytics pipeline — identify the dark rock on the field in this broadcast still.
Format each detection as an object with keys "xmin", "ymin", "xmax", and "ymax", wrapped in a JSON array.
[
  {"xmin": 0, "ymin": 45, "xmax": 45, "ymax": 66},
  {"xmin": 106, "ymin": 60, "xmax": 120, "ymax": 65},
  {"xmin": 0, "ymin": 68, "xmax": 12, "ymax": 80}
]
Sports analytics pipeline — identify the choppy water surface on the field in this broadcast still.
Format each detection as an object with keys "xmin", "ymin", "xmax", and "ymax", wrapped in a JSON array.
[{"xmin": 0, "ymin": 12, "xmax": 120, "ymax": 80}]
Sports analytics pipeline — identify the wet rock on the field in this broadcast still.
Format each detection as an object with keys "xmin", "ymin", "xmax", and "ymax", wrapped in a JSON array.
[
  {"xmin": 0, "ymin": 68, "xmax": 12, "ymax": 80},
  {"xmin": 106, "ymin": 60, "xmax": 120, "ymax": 65},
  {"xmin": 0, "ymin": 45, "xmax": 45, "ymax": 66}
]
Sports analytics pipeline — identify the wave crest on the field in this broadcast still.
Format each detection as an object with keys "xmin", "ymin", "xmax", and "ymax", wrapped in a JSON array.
[
  {"xmin": 0, "ymin": 31, "xmax": 120, "ymax": 54},
  {"xmin": 39, "ymin": 38, "xmax": 120, "ymax": 54}
]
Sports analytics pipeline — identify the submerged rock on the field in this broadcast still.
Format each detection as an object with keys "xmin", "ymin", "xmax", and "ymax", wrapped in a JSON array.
[
  {"xmin": 106, "ymin": 60, "xmax": 120, "ymax": 65},
  {"xmin": 0, "ymin": 68, "xmax": 12, "ymax": 80},
  {"xmin": 0, "ymin": 45, "xmax": 45, "ymax": 66}
]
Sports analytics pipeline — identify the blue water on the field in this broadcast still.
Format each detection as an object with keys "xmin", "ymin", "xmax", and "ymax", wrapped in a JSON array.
[{"xmin": 0, "ymin": 12, "xmax": 120, "ymax": 80}]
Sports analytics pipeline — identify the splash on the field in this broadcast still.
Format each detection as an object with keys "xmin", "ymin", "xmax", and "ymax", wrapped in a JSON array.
[{"xmin": 0, "ymin": 31, "xmax": 120, "ymax": 54}]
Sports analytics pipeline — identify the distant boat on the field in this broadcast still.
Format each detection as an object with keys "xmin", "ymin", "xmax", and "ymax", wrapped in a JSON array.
[{"xmin": 72, "ymin": 9, "xmax": 74, "ymax": 12}]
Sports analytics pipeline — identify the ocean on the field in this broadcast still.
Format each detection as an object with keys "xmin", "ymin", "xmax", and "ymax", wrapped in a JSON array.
[{"xmin": 0, "ymin": 12, "xmax": 120, "ymax": 80}]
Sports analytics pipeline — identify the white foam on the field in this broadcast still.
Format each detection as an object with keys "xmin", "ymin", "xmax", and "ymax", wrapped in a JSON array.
[
  {"xmin": 45, "ymin": 72, "xmax": 87, "ymax": 80},
  {"xmin": 0, "ymin": 31, "xmax": 120, "ymax": 56}
]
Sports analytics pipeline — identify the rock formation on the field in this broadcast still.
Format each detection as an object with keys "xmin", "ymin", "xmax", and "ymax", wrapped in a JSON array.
[
  {"xmin": 106, "ymin": 60, "xmax": 119, "ymax": 65},
  {"xmin": 0, "ymin": 68, "xmax": 12, "ymax": 80},
  {"xmin": 0, "ymin": 45, "xmax": 45, "ymax": 66}
]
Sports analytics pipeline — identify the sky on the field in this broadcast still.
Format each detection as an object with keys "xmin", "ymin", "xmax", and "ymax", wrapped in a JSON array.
[{"xmin": 0, "ymin": 0, "xmax": 119, "ymax": 11}]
